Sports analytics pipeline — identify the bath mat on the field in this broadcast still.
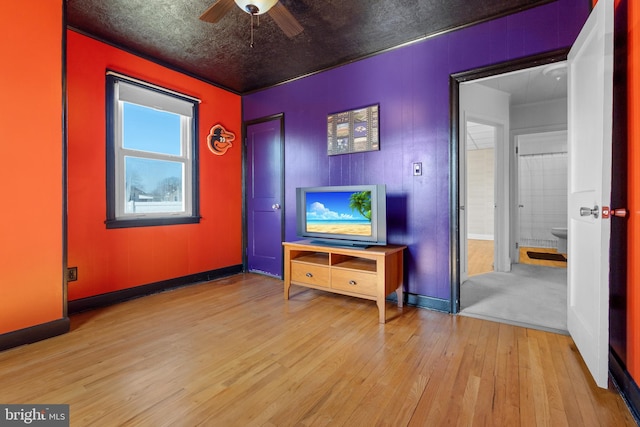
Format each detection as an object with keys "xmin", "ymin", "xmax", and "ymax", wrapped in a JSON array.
[{"xmin": 526, "ymin": 251, "xmax": 566, "ymax": 262}]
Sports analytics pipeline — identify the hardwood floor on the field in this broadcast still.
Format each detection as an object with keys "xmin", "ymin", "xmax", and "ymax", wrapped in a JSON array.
[
  {"xmin": 468, "ymin": 240, "xmax": 567, "ymax": 276},
  {"xmin": 0, "ymin": 274, "xmax": 634, "ymax": 426},
  {"xmin": 468, "ymin": 239, "xmax": 494, "ymax": 276}
]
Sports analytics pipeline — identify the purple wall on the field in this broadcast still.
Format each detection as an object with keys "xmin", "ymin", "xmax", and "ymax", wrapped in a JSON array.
[{"xmin": 243, "ymin": 0, "xmax": 590, "ymax": 302}]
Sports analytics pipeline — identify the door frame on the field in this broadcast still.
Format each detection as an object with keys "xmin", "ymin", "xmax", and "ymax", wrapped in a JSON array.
[
  {"xmin": 242, "ymin": 113, "xmax": 285, "ymax": 275},
  {"xmin": 449, "ymin": 48, "xmax": 569, "ymax": 314}
]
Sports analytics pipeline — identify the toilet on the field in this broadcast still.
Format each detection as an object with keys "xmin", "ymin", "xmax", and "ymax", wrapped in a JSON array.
[{"xmin": 551, "ymin": 227, "xmax": 567, "ymax": 254}]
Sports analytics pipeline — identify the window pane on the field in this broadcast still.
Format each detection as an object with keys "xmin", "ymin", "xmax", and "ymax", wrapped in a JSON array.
[
  {"xmin": 123, "ymin": 103, "xmax": 182, "ymax": 155},
  {"xmin": 124, "ymin": 157, "xmax": 184, "ymax": 214}
]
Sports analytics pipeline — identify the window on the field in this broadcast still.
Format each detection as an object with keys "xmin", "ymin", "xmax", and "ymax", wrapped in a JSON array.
[{"xmin": 106, "ymin": 73, "xmax": 199, "ymax": 228}]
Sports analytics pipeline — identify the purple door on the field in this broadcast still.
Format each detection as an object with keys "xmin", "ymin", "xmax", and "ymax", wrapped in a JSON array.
[{"xmin": 246, "ymin": 116, "xmax": 284, "ymax": 277}]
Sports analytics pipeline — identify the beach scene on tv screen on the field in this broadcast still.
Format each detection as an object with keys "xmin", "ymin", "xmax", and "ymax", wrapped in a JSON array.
[{"xmin": 306, "ymin": 191, "xmax": 372, "ymax": 236}]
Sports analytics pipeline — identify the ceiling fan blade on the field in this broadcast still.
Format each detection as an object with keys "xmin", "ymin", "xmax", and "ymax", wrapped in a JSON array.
[
  {"xmin": 199, "ymin": 0, "xmax": 235, "ymax": 23},
  {"xmin": 268, "ymin": 2, "xmax": 303, "ymax": 38}
]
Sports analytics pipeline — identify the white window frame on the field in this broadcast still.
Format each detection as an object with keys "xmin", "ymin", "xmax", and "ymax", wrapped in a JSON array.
[{"xmin": 106, "ymin": 72, "xmax": 200, "ymax": 228}]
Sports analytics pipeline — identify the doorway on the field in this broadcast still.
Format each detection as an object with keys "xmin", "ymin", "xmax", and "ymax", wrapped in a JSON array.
[
  {"xmin": 451, "ymin": 52, "xmax": 570, "ymax": 333},
  {"xmin": 515, "ymin": 130, "xmax": 568, "ymax": 265},
  {"xmin": 464, "ymin": 120, "xmax": 497, "ymax": 278}
]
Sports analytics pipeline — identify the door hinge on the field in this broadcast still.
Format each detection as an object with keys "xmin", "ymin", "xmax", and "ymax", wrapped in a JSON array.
[{"xmin": 515, "ymin": 242, "xmax": 519, "ymax": 249}]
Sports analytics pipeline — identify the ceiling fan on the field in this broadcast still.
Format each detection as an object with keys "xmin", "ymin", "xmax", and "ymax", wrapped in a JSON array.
[{"xmin": 200, "ymin": 0, "xmax": 303, "ymax": 40}]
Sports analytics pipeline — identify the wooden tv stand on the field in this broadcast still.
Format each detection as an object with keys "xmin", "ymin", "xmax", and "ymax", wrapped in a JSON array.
[{"xmin": 283, "ymin": 240, "xmax": 406, "ymax": 323}]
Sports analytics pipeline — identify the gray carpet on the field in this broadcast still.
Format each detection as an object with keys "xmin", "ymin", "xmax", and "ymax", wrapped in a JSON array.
[{"xmin": 460, "ymin": 263, "xmax": 568, "ymax": 334}]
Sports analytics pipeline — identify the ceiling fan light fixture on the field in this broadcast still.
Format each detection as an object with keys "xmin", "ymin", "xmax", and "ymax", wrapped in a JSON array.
[{"xmin": 234, "ymin": 0, "xmax": 278, "ymax": 15}]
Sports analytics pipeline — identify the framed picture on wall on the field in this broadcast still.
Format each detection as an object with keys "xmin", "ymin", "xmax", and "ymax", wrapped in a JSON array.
[{"xmin": 327, "ymin": 104, "xmax": 379, "ymax": 156}]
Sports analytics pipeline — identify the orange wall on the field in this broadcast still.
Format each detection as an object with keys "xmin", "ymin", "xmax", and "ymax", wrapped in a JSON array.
[
  {"xmin": 66, "ymin": 31, "xmax": 242, "ymax": 301},
  {"xmin": 627, "ymin": 0, "xmax": 640, "ymax": 379},
  {"xmin": 0, "ymin": 2, "xmax": 64, "ymax": 334}
]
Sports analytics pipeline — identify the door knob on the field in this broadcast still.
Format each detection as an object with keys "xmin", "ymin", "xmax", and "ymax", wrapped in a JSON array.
[
  {"xmin": 602, "ymin": 206, "xmax": 627, "ymax": 218},
  {"xmin": 612, "ymin": 208, "xmax": 628, "ymax": 218},
  {"xmin": 580, "ymin": 205, "xmax": 599, "ymax": 218},
  {"xmin": 272, "ymin": 203, "xmax": 281, "ymax": 210}
]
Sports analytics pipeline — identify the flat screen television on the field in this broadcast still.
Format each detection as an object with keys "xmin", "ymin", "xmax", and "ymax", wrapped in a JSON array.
[{"xmin": 296, "ymin": 184, "xmax": 387, "ymax": 247}]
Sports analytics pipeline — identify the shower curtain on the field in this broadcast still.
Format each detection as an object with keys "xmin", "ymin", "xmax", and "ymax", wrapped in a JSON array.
[{"xmin": 518, "ymin": 152, "xmax": 568, "ymax": 248}]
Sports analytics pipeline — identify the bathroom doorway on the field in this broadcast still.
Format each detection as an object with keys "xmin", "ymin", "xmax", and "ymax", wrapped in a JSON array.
[{"xmin": 515, "ymin": 130, "xmax": 568, "ymax": 266}]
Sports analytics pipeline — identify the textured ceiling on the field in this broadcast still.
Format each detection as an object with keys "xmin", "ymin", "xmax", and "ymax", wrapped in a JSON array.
[{"xmin": 67, "ymin": 0, "xmax": 554, "ymax": 94}]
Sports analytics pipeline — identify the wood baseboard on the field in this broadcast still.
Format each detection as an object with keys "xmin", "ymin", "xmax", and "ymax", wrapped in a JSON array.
[
  {"xmin": 386, "ymin": 291, "xmax": 450, "ymax": 313},
  {"xmin": 68, "ymin": 265, "xmax": 243, "ymax": 314},
  {"xmin": 0, "ymin": 318, "xmax": 70, "ymax": 352},
  {"xmin": 610, "ymin": 348, "xmax": 640, "ymax": 424}
]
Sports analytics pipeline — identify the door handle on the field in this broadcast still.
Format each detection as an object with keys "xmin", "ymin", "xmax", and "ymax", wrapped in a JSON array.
[
  {"xmin": 272, "ymin": 203, "xmax": 281, "ymax": 210},
  {"xmin": 580, "ymin": 205, "xmax": 599, "ymax": 219}
]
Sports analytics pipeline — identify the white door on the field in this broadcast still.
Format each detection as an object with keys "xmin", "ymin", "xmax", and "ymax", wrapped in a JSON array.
[{"xmin": 567, "ymin": 0, "xmax": 613, "ymax": 389}]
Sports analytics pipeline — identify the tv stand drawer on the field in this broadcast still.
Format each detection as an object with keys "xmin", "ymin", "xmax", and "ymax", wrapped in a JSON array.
[
  {"xmin": 331, "ymin": 269, "xmax": 376, "ymax": 296},
  {"xmin": 291, "ymin": 262, "xmax": 330, "ymax": 287}
]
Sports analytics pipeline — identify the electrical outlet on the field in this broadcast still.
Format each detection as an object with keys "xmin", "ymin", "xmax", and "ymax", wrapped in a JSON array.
[
  {"xmin": 413, "ymin": 162, "xmax": 422, "ymax": 176},
  {"xmin": 67, "ymin": 267, "xmax": 78, "ymax": 282}
]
